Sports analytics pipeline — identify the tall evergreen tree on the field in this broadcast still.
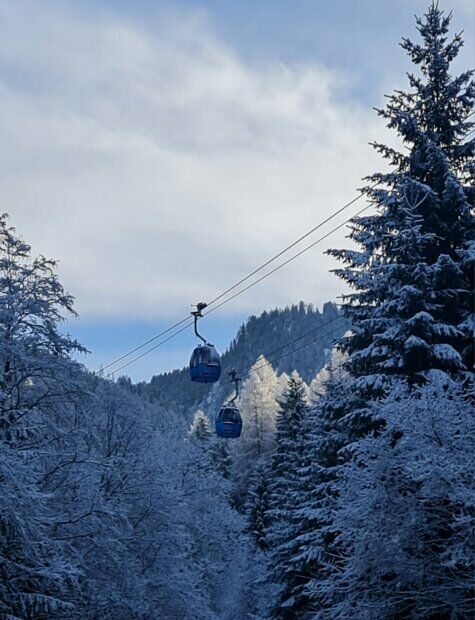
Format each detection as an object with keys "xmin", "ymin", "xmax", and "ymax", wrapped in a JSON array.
[
  {"xmin": 188, "ymin": 409, "xmax": 213, "ymax": 443},
  {"xmin": 268, "ymin": 372, "xmax": 310, "ymax": 618},
  {"xmin": 210, "ymin": 438, "xmax": 233, "ymax": 480},
  {"xmin": 304, "ymin": 6, "xmax": 475, "ymax": 616},
  {"xmin": 268, "ymin": 349, "xmax": 350, "ymax": 618},
  {"xmin": 245, "ymin": 463, "xmax": 272, "ymax": 551},
  {"xmin": 269, "ymin": 373, "xmax": 308, "ymax": 543},
  {"xmin": 328, "ymin": 3, "xmax": 474, "ymax": 433}
]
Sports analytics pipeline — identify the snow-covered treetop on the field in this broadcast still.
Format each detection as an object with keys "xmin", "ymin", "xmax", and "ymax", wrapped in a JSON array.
[
  {"xmin": 0, "ymin": 213, "xmax": 85, "ymax": 359},
  {"xmin": 329, "ymin": 3, "xmax": 474, "ymax": 391}
]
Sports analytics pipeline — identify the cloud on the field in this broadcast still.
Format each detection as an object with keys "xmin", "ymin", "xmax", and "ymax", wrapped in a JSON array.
[
  {"xmin": 0, "ymin": 0, "xmax": 387, "ymax": 321},
  {"xmin": 449, "ymin": 0, "xmax": 475, "ymax": 13}
]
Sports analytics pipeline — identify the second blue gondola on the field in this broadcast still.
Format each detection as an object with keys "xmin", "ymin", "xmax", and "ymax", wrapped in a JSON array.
[
  {"xmin": 215, "ymin": 405, "xmax": 242, "ymax": 438},
  {"xmin": 189, "ymin": 302, "xmax": 222, "ymax": 383},
  {"xmin": 215, "ymin": 370, "xmax": 242, "ymax": 439}
]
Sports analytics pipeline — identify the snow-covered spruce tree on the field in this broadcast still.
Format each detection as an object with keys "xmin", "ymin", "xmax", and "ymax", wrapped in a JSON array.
[
  {"xmin": 0, "ymin": 214, "xmax": 85, "ymax": 617},
  {"xmin": 328, "ymin": 3, "xmax": 474, "ymax": 433},
  {"xmin": 232, "ymin": 355, "xmax": 278, "ymax": 505},
  {"xmin": 308, "ymin": 344, "xmax": 347, "ymax": 404},
  {"xmin": 188, "ymin": 409, "xmax": 213, "ymax": 443},
  {"xmin": 325, "ymin": 376, "xmax": 474, "ymax": 619},
  {"xmin": 267, "ymin": 372, "xmax": 310, "ymax": 618},
  {"xmin": 266, "ymin": 349, "xmax": 350, "ymax": 618},
  {"xmin": 245, "ymin": 463, "xmax": 272, "ymax": 551},
  {"xmin": 210, "ymin": 437, "xmax": 233, "ymax": 480},
  {"xmin": 270, "ymin": 373, "xmax": 308, "ymax": 526}
]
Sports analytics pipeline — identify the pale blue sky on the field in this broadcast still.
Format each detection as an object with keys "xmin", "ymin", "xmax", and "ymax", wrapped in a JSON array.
[{"xmin": 2, "ymin": 0, "xmax": 473, "ymax": 380}]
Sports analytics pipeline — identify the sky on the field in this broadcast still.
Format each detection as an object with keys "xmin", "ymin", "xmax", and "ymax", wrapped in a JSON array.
[{"xmin": 1, "ymin": 0, "xmax": 473, "ymax": 380}]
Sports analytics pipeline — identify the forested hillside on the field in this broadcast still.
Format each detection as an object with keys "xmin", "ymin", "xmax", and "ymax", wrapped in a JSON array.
[{"xmin": 132, "ymin": 302, "xmax": 346, "ymax": 416}]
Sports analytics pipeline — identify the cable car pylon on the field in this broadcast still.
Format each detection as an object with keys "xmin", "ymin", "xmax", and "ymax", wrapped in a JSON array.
[
  {"xmin": 215, "ymin": 370, "xmax": 243, "ymax": 439},
  {"xmin": 189, "ymin": 303, "xmax": 222, "ymax": 383}
]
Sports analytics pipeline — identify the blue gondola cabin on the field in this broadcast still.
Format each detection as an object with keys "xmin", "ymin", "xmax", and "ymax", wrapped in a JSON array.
[
  {"xmin": 190, "ymin": 344, "xmax": 221, "ymax": 383},
  {"xmin": 215, "ymin": 406, "xmax": 242, "ymax": 438}
]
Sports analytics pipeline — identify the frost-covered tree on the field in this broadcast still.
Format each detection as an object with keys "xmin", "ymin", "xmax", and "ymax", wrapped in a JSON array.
[
  {"xmin": 271, "ymin": 372, "xmax": 308, "ymax": 503},
  {"xmin": 269, "ymin": 373, "xmax": 308, "ymax": 539},
  {"xmin": 0, "ymin": 214, "xmax": 268, "ymax": 618},
  {"xmin": 0, "ymin": 211, "xmax": 161, "ymax": 617},
  {"xmin": 188, "ymin": 409, "xmax": 213, "ymax": 443},
  {"xmin": 268, "ymin": 372, "xmax": 310, "ymax": 618},
  {"xmin": 0, "ymin": 214, "xmax": 85, "ymax": 617},
  {"xmin": 309, "ymin": 365, "xmax": 329, "ymax": 402},
  {"xmin": 232, "ymin": 355, "xmax": 278, "ymax": 504},
  {"xmin": 265, "ymin": 349, "xmax": 349, "ymax": 618},
  {"xmin": 320, "ymin": 376, "xmax": 474, "ymax": 619},
  {"xmin": 328, "ymin": 3, "xmax": 474, "ymax": 435},
  {"xmin": 308, "ymin": 343, "xmax": 347, "ymax": 403},
  {"xmin": 276, "ymin": 371, "xmax": 290, "ymax": 398},
  {"xmin": 305, "ymin": 7, "xmax": 475, "ymax": 614},
  {"xmin": 56, "ymin": 378, "xmax": 159, "ymax": 618},
  {"xmin": 293, "ymin": 11, "xmax": 475, "ymax": 616},
  {"xmin": 240, "ymin": 355, "xmax": 278, "ymax": 458},
  {"xmin": 0, "ymin": 213, "xmax": 85, "ymax": 451},
  {"xmin": 245, "ymin": 463, "xmax": 272, "ymax": 551},
  {"xmin": 210, "ymin": 437, "xmax": 233, "ymax": 480}
]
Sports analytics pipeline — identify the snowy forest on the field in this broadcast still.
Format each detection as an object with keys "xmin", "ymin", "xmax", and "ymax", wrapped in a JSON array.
[{"xmin": 1, "ymin": 4, "xmax": 474, "ymax": 619}]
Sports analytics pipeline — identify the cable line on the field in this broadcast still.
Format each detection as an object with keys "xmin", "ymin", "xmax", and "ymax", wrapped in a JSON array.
[
  {"xmin": 106, "ymin": 320, "xmax": 194, "ymax": 377},
  {"xmin": 203, "ymin": 202, "xmax": 371, "ymax": 318},
  {"xmin": 101, "ymin": 316, "xmax": 192, "ymax": 372},
  {"xmin": 105, "ymin": 203, "xmax": 369, "ymax": 376},
  {"xmin": 100, "ymin": 187, "xmax": 370, "ymax": 373},
  {"xmin": 205, "ymin": 190, "xmax": 368, "ymax": 308}
]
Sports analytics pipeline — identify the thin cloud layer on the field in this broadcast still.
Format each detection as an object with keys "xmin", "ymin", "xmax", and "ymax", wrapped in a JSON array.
[{"xmin": 0, "ymin": 1, "xmax": 387, "ymax": 320}]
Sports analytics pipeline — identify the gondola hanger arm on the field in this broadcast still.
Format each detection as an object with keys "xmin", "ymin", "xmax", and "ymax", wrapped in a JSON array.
[
  {"xmin": 227, "ymin": 370, "xmax": 241, "ymax": 405},
  {"xmin": 191, "ymin": 302, "xmax": 208, "ymax": 344}
]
